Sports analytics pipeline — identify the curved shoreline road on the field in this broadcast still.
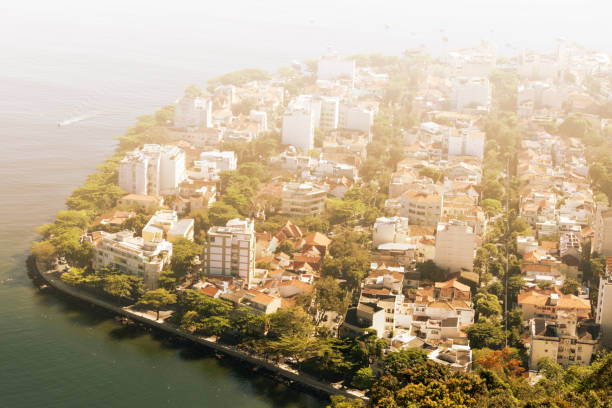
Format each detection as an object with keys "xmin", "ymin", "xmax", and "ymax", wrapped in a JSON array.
[{"xmin": 33, "ymin": 258, "xmax": 368, "ymax": 403}]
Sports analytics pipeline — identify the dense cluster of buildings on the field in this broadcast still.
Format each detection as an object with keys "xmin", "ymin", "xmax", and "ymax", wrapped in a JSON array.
[{"xmin": 80, "ymin": 42, "xmax": 612, "ymax": 374}]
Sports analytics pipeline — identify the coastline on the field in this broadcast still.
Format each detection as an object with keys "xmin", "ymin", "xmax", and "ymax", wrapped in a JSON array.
[{"xmin": 30, "ymin": 256, "xmax": 368, "ymax": 403}]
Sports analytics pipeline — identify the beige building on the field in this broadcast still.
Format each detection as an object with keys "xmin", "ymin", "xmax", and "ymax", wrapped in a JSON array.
[
  {"xmin": 399, "ymin": 190, "xmax": 443, "ymax": 226},
  {"xmin": 518, "ymin": 289, "xmax": 591, "ymax": 321},
  {"xmin": 528, "ymin": 312, "xmax": 600, "ymax": 370},
  {"xmin": 280, "ymin": 182, "xmax": 327, "ymax": 218},
  {"xmin": 92, "ymin": 230, "xmax": 172, "ymax": 290},
  {"xmin": 203, "ymin": 218, "xmax": 255, "ymax": 286},
  {"xmin": 141, "ymin": 210, "xmax": 194, "ymax": 243},
  {"xmin": 434, "ymin": 220, "xmax": 476, "ymax": 272}
]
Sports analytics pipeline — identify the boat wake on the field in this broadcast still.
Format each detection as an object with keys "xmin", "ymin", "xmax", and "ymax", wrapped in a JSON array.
[{"xmin": 57, "ymin": 111, "xmax": 101, "ymax": 127}]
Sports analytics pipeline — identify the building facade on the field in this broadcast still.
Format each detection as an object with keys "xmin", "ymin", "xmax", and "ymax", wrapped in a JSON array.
[
  {"xmin": 434, "ymin": 220, "xmax": 476, "ymax": 272},
  {"xmin": 174, "ymin": 96, "xmax": 212, "ymax": 129},
  {"xmin": 280, "ymin": 182, "xmax": 327, "ymax": 218},
  {"xmin": 451, "ymin": 77, "xmax": 491, "ymax": 111},
  {"xmin": 282, "ymin": 105, "xmax": 315, "ymax": 152},
  {"xmin": 92, "ymin": 230, "xmax": 172, "ymax": 290},
  {"xmin": 595, "ymin": 257, "xmax": 612, "ymax": 348},
  {"xmin": 593, "ymin": 205, "xmax": 612, "ymax": 256},
  {"xmin": 118, "ymin": 144, "xmax": 186, "ymax": 196},
  {"xmin": 203, "ymin": 218, "xmax": 255, "ymax": 286}
]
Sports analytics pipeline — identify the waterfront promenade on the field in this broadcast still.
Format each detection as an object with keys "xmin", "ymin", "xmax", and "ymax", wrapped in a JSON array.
[{"xmin": 33, "ymin": 259, "xmax": 368, "ymax": 403}]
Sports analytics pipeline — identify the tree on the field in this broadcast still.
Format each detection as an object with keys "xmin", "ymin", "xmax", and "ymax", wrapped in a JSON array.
[
  {"xmin": 200, "ymin": 316, "xmax": 231, "ymax": 337},
  {"xmin": 418, "ymin": 166, "xmax": 444, "ymax": 183},
  {"xmin": 180, "ymin": 310, "xmax": 201, "ymax": 332},
  {"xmin": 221, "ymin": 187, "xmax": 248, "ymax": 215},
  {"xmin": 31, "ymin": 241, "xmax": 56, "ymax": 265},
  {"xmin": 184, "ymin": 84, "xmax": 203, "ymax": 98},
  {"xmin": 327, "ymin": 396, "xmax": 365, "ymax": 408},
  {"xmin": 383, "ymin": 348, "xmax": 429, "ymax": 377},
  {"xmin": 482, "ymin": 198, "xmax": 503, "ymax": 216},
  {"xmin": 158, "ymin": 270, "xmax": 177, "ymax": 290},
  {"xmin": 416, "ymin": 260, "xmax": 447, "ymax": 282},
  {"xmin": 351, "ymin": 367, "xmax": 376, "ymax": 390},
  {"xmin": 208, "ymin": 202, "xmax": 240, "ymax": 226},
  {"xmin": 561, "ymin": 279, "xmax": 581, "ymax": 296},
  {"xmin": 122, "ymin": 214, "xmax": 150, "ymax": 236},
  {"xmin": 268, "ymin": 308, "xmax": 313, "ymax": 340},
  {"xmin": 189, "ymin": 208, "xmax": 210, "ymax": 244},
  {"xmin": 466, "ymin": 319, "xmax": 505, "ymax": 349},
  {"xmin": 102, "ymin": 274, "xmax": 133, "ymax": 299},
  {"xmin": 274, "ymin": 240, "xmax": 295, "ymax": 256},
  {"xmin": 137, "ymin": 289, "xmax": 177, "ymax": 320},
  {"xmin": 474, "ymin": 292, "xmax": 503, "ymax": 318},
  {"xmin": 483, "ymin": 179, "xmax": 505, "ymax": 201},
  {"xmin": 311, "ymin": 277, "xmax": 349, "ymax": 326},
  {"xmin": 170, "ymin": 239, "xmax": 202, "ymax": 279},
  {"xmin": 327, "ymin": 198, "xmax": 366, "ymax": 225}
]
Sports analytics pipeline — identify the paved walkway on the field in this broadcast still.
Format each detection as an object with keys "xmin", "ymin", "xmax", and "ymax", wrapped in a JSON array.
[{"xmin": 34, "ymin": 259, "xmax": 368, "ymax": 402}]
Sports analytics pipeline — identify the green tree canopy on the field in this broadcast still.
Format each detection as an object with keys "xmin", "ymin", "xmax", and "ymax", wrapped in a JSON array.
[{"xmin": 137, "ymin": 288, "xmax": 177, "ymax": 320}]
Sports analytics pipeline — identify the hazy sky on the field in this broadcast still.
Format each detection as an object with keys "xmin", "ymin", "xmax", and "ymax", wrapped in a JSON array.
[
  {"xmin": 2, "ymin": 0, "xmax": 610, "ymax": 55},
  {"xmin": 1, "ymin": 1, "xmax": 611, "ymax": 91}
]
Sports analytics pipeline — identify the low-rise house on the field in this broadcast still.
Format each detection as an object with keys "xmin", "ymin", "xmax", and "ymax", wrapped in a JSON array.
[
  {"xmin": 242, "ymin": 290, "xmax": 282, "ymax": 314},
  {"xmin": 518, "ymin": 289, "xmax": 591, "ymax": 321},
  {"xmin": 168, "ymin": 219, "xmax": 195, "ymax": 242},
  {"xmin": 340, "ymin": 303, "xmax": 386, "ymax": 338},
  {"xmin": 92, "ymin": 211, "xmax": 134, "ymax": 228},
  {"xmin": 118, "ymin": 194, "xmax": 163, "ymax": 211},
  {"xmin": 429, "ymin": 341, "xmax": 472, "ymax": 372}
]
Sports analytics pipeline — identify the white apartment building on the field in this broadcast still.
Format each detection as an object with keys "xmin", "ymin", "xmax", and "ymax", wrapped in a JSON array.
[
  {"xmin": 203, "ymin": 218, "xmax": 255, "ymax": 286},
  {"xmin": 282, "ymin": 99, "xmax": 315, "ymax": 152},
  {"xmin": 595, "ymin": 258, "xmax": 612, "ymax": 348},
  {"xmin": 319, "ymin": 96, "xmax": 340, "ymax": 131},
  {"xmin": 451, "ymin": 77, "xmax": 491, "ymax": 111},
  {"xmin": 434, "ymin": 220, "xmax": 476, "ymax": 272},
  {"xmin": 199, "ymin": 151, "xmax": 237, "ymax": 172},
  {"xmin": 92, "ymin": 230, "xmax": 173, "ymax": 290},
  {"xmin": 118, "ymin": 144, "xmax": 186, "ymax": 196},
  {"xmin": 174, "ymin": 96, "xmax": 212, "ymax": 129},
  {"xmin": 249, "ymin": 110, "xmax": 268, "ymax": 131},
  {"xmin": 317, "ymin": 56, "xmax": 356, "ymax": 83},
  {"xmin": 593, "ymin": 205, "xmax": 612, "ymax": 256},
  {"xmin": 447, "ymin": 129, "xmax": 485, "ymax": 159},
  {"xmin": 373, "ymin": 216, "xmax": 410, "ymax": 248},
  {"xmin": 338, "ymin": 103, "xmax": 374, "ymax": 137},
  {"xmin": 280, "ymin": 182, "xmax": 327, "ymax": 218}
]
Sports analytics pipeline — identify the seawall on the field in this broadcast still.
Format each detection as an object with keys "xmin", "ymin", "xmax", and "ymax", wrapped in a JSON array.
[{"xmin": 32, "ymin": 258, "xmax": 368, "ymax": 403}]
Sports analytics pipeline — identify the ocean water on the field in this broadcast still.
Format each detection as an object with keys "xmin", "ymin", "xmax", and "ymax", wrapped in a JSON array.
[{"xmin": 0, "ymin": 1, "xmax": 609, "ymax": 406}]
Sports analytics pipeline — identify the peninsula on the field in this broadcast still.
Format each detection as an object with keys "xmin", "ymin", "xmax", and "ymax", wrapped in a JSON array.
[{"xmin": 32, "ymin": 43, "xmax": 612, "ymax": 407}]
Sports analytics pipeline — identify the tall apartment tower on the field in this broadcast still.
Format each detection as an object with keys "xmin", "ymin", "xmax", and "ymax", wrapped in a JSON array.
[
  {"xmin": 118, "ymin": 144, "xmax": 186, "ymax": 196},
  {"xmin": 434, "ymin": 220, "xmax": 476, "ymax": 272},
  {"xmin": 202, "ymin": 218, "xmax": 255, "ymax": 286},
  {"xmin": 282, "ymin": 100, "xmax": 316, "ymax": 152}
]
